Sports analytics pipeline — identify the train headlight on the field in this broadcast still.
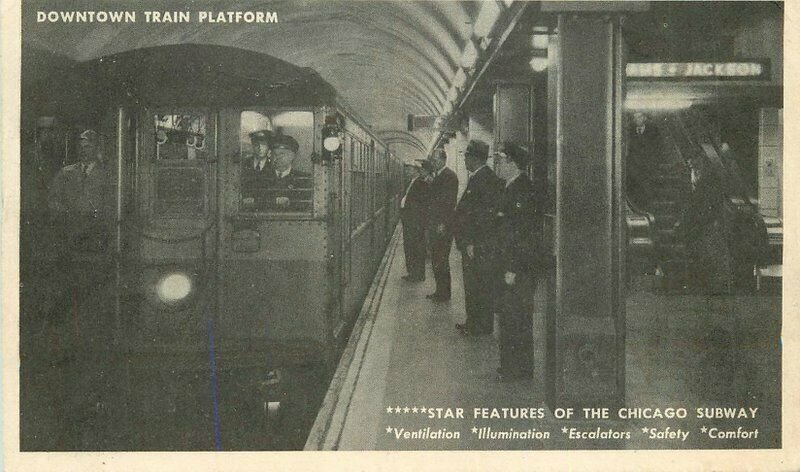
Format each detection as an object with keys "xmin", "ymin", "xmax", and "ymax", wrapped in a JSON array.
[
  {"xmin": 322, "ymin": 115, "xmax": 343, "ymax": 161},
  {"xmin": 156, "ymin": 272, "xmax": 193, "ymax": 303},
  {"xmin": 323, "ymin": 135, "xmax": 341, "ymax": 152}
]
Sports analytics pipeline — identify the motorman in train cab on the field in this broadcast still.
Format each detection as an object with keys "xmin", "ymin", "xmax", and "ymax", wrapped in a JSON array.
[
  {"xmin": 242, "ymin": 132, "xmax": 313, "ymax": 212},
  {"xmin": 47, "ymin": 129, "xmax": 115, "ymax": 252},
  {"xmin": 242, "ymin": 129, "xmax": 274, "ymax": 207},
  {"xmin": 491, "ymin": 142, "xmax": 542, "ymax": 381}
]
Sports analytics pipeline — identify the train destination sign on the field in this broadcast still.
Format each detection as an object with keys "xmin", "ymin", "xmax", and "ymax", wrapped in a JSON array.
[{"xmin": 626, "ymin": 61, "xmax": 770, "ymax": 80}]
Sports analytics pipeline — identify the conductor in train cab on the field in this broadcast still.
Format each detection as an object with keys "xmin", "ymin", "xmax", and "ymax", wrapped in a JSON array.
[
  {"xmin": 242, "ymin": 129, "xmax": 274, "ymax": 208},
  {"xmin": 47, "ymin": 129, "xmax": 115, "ymax": 251},
  {"xmin": 453, "ymin": 139, "xmax": 503, "ymax": 336},
  {"xmin": 425, "ymin": 148, "xmax": 459, "ymax": 301},
  {"xmin": 400, "ymin": 160, "xmax": 430, "ymax": 282},
  {"xmin": 492, "ymin": 143, "xmax": 540, "ymax": 381},
  {"xmin": 242, "ymin": 132, "xmax": 312, "ymax": 212}
]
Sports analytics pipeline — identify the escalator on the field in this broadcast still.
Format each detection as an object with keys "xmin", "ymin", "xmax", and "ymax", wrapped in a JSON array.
[{"xmin": 626, "ymin": 107, "xmax": 780, "ymax": 293}]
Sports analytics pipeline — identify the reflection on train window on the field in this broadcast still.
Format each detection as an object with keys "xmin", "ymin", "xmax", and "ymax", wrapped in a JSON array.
[
  {"xmin": 155, "ymin": 114, "xmax": 208, "ymax": 160},
  {"xmin": 239, "ymin": 110, "xmax": 314, "ymax": 214},
  {"xmin": 153, "ymin": 113, "xmax": 209, "ymax": 216}
]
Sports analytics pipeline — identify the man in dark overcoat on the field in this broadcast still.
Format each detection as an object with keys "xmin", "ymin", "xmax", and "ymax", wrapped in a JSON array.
[
  {"xmin": 453, "ymin": 139, "xmax": 502, "ymax": 335},
  {"xmin": 400, "ymin": 161, "xmax": 430, "ymax": 282},
  {"xmin": 492, "ymin": 142, "xmax": 542, "ymax": 380},
  {"xmin": 425, "ymin": 148, "xmax": 459, "ymax": 301}
]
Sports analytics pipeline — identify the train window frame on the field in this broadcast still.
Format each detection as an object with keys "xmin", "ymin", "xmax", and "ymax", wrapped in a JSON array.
[
  {"xmin": 149, "ymin": 109, "xmax": 213, "ymax": 219},
  {"xmin": 236, "ymin": 107, "xmax": 317, "ymax": 220}
]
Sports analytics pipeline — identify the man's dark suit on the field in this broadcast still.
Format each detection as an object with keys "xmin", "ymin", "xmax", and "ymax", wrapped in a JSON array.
[
  {"xmin": 495, "ymin": 175, "xmax": 541, "ymax": 378},
  {"xmin": 454, "ymin": 166, "xmax": 503, "ymax": 334},
  {"xmin": 626, "ymin": 124, "xmax": 661, "ymax": 209},
  {"xmin": 426, "ymin": 167, "xmax": 459, "ymax": 298},
  {"xmin": 400, "ymin": 176, "xmax": 429, "ymax": 280}
]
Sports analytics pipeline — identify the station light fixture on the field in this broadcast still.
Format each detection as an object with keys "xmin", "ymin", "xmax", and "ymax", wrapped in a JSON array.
[
  {"xmin": 453, "ymin": 67, "xmax": 467, "ymax": 90},
  {"xmin": 501, "ymin": 0, "xmax": 514, "ymax": 7},
  {"xmin": 473, "ymin": 0, "xmax": 501, "ymax": 40},
  {"xmin": 624, "ymin": 97, "xmax": 693, "ymax": 110},
  {"xmin": 446, "ymin": 84, "xmax": 459, "ymax": 104},
  {"xmin": 529, "ymin": 56, "xmax": 549, "ymax": 72},
  {"xmin": 531, "ymin": 34, "xmax": 549, "ymax": 50},
  {"xmin": 461, "ymin": 39, "xmax": 479, "ymax": 70}
]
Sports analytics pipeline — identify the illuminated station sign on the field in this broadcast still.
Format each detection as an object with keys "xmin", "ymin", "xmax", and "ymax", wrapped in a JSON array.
[{"xmin": 626, "ymin": 61, "xmax": 769, "ymax": 80}]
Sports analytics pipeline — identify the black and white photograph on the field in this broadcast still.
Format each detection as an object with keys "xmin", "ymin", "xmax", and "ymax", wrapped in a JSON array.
[{"xmin": 2, "ymin": 0, "xmax": 796, "ymax": 469}]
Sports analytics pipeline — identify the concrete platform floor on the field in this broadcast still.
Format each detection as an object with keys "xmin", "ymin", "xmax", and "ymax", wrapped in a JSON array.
[{"xmin": 330, "ymin": 235, "xmax": 781, "ymax": 450}]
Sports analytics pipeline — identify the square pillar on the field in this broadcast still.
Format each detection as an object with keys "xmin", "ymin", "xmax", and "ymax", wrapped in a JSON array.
[{"xmin": 546, "ymin": 14, "xmax": 626, "ymax": 408}]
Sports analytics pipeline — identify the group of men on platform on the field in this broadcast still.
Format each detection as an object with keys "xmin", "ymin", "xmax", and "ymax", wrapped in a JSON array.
[{"xmin": 400, "ymin": 139, "xmax": 546, "ymax": 382}]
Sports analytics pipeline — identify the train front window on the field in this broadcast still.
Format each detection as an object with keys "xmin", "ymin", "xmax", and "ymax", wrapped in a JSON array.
[{"xmin": 239, "ymin": 110, "xmax": 314, "ymax": 214}]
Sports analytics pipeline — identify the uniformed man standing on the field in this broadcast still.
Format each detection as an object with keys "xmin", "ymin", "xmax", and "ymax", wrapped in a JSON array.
[
  {"xmin": 453, "ymin": 140, "xmax": 502, "ymax": 335},
  {"xmin": 400, "ymin": 161, "xmax": 430, "ymax": 282},
  {"xmin": 492, "ymin": 142, "xmax": 541, "ymax": 381},
  {"xmin": 47, "ymin": 129, "xmax": 115, "ymax": 252},
  {"xmin": 425, "ymin": 148, "xmax": 459, "ymax": 301}
]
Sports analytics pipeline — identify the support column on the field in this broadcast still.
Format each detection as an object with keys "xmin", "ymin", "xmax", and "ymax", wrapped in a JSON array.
[{"xmin": 546, "ymin": 14, "xmax": 626, "ymax": 408}]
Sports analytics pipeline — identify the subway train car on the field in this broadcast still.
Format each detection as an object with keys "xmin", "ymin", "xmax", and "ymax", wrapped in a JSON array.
[{"xmin": 20, "ymin": 44, "xmax": 403, "ymax": 450}]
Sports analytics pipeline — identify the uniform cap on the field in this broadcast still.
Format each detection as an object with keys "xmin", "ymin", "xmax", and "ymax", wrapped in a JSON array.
[
  {"xmin": 249, "ymin": 129, "xmax": 273, "ymax": 144},
  {"xmin": 79, "ymin": 129, "xmax": 99, "ymax": 143},
  {"xmin": 270, "ymin": 134, "xmax": 299, "ymax": 153},
  {"xmin": 497, "ymin": 141, "xmax": 529, "ymax": 169}
]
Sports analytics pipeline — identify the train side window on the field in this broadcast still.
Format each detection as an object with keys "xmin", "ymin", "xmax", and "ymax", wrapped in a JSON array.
[
  {"xmin": 239, "ymin": 110, "xmax": 314, "ymax": 215},
  {"xmin": 152, "ymin": 113, "xmax": 210, "ymax": 217}
]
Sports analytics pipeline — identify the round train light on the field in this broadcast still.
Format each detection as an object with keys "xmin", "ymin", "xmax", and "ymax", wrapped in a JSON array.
[
  {"xmin": 323, "ymin": 135, "xmax": 341, "ymax": 152},
  {"xmin": 156, "ymin": 273, "xmax": 193, "ymax": 303}
]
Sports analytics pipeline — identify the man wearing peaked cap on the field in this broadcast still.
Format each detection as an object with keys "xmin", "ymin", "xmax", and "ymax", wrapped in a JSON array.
[
  {"xmin": 492, "ymin": 141, "xmax": 543, "ymax": 381},
  {"xmin": 270, "ymin": 133, "xmax": 300, "ymax": 153}
]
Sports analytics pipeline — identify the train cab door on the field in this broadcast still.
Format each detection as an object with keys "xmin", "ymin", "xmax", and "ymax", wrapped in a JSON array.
[{"xmin": 117, "ymin": 107, "xmax": 220, "ymax": 449}]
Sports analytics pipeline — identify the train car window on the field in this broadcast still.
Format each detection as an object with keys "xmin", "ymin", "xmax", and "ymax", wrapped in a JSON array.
[
  {"xmin": 239, "ymin": 110, "xmax": 314, "ymax": 214},
  {"xmin": 153, "ymin": 113, "xmax": 209, "ymax": 216}
]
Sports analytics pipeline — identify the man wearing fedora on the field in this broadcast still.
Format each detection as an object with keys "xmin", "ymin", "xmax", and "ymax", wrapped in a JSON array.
[
  {"xmin": 425, "ymin": 148, "xmax": 459, "ymax": 301},
  {"xmin": 453, "ymin": 139, "xmax": 502, "ymax": 335},
  {"xmin": 400, "ymin": 160, "xmax": 430, "ymax": 282}
]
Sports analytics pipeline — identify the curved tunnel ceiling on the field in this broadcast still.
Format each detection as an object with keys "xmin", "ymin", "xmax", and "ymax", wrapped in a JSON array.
[{"xmin": 23, "ymin": 0, "xmax": 497, "ymax": 163}]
